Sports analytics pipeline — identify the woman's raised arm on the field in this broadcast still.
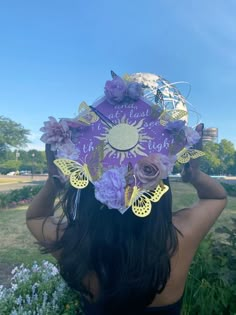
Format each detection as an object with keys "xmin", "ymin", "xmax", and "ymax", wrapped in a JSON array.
[
  {"xmin": 174, "ymin": 123, "xmax": 227, "ymax": 252},
  {"xmin": 173, "ymin": 124, "xmax": 227, "ymax": 256},
  {"xmin": 174, "ymin": 170, "xmax": 227, "ymax": 245},
  {"xmin": 26, "ymin": 145, "xmax": 67, "ymax": 244}
]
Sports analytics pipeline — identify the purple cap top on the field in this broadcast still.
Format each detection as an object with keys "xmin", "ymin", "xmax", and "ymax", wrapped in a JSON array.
[{"xmin": 40, "ymin": 72, "xmax": 201, "ymax": 216}]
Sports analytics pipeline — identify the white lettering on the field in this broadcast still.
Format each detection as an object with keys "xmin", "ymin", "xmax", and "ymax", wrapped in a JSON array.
[
  {"xmin": 129, "ymin": 109, "xmax": 150, "ymax": 119},
  {"xmin": 82, "ymin": 141, "xmax": 95, "ymax": 153},
  {"xmin": 143, "ymin": 120, "xmax": 159, "ymax": 129},
  {"xmin": 114, "ymin": 103, "xmax": 138, "ymax": 110},
  {"xmin": 108, "ymin": 111, "xmax": 121, "ymax": 120},
  {"xmin": 163, "ymin": 137, "xmax": 170, "ymax": 149},
  {"xmin": 147, "ymin": 137, "xmax": 172, "ymax": 152}
]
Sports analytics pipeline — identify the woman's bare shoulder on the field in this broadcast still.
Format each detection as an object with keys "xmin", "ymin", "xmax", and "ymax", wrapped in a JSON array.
[{"xmin": 149, "ymin": 199, "xmax": 227, "ymax": 308}]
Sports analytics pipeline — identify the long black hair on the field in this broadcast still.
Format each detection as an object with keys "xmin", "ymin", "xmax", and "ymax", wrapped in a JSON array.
[{"xmin": 44, "ymin": 178, "xmax": 179, "ymax": 315}]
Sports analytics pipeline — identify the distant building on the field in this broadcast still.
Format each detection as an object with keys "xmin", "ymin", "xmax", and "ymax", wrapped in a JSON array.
[{"xmin": 202, "ymin": 127, "xmax": 218, "ymax": 144}]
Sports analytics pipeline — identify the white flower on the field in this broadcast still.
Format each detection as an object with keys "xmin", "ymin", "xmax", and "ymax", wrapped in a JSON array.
[
  {"xmin": 52, "ymin": 266, "xmax": 59, "ymax": 276},
  {"xmin": 0, "ymin": 261, "xmax": 79, "ymax": 314},
  {"xmin": 11, "ymin": 267, "xmax": 18, "ymax": 275},
  {"xmin": 26, "ymin": 294, "xmax": 31, "ymax": 304},
  {"xmin": 11, "ymin": 283, "xmax": 18, "ymax": 291},
  {"xmin": 16, "ymin": 295, "xmax": 23, "ymax": 305}
]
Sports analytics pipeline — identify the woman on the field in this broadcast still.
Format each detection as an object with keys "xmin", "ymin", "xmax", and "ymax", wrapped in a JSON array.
[{"xmin": 26, "ymin": 73, "xmax": 227, "ymax": 315}]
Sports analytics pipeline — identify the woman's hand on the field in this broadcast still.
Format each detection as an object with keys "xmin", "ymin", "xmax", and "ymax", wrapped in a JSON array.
[
  {"xmin": 46, "ymin": 144, "xmax": 66, "ymax": 190},
  {"xmin": 181, "ymin": 123, "xmax": 204, "ymax": 183}
]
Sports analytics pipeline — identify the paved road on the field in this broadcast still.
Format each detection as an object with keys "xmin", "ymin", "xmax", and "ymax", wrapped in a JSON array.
[{"xmin": 0, "ymin": 175, "xmax": 47, "ymax": 192}]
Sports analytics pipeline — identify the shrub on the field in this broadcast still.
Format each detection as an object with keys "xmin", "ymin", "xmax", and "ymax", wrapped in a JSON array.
[
  {"xmin": 183, "ymin": 218, "xmax": 236, "ymax": 315},
  {"xmin": 0, "ymin": 261, "xmax": 81, "ymax": 315},
  {"xmin": 0, "ymin": 193, "xmax": 10, "ymax": 208},
  {"xmin": 0, "ymin": 185, "xmax": 43, "ymax": 209},
  {"xmin": 221, "ymin": 183, "xmax": 236, "ymax": 197}
]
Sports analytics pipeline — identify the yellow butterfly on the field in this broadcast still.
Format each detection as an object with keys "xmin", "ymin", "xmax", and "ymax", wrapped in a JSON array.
[
  {"xmin": 128, "ymin": 183, "xmax": 169, "ymax": 217},
  {"xmin": 89, "ymin": 143, "xmax": 104, "ymax": 181},
  {"xmin": 77, "ymin": 101, "xmax": 99, "ymax": 125},
  {"xmin": 159, "ymin": 109, "xmax": 187, "ymax": 126},
  {"xmin": 177, "ymin": 148, "xmax": 205, "ymax": 164},
  {"xmin": 54, "ymin": 159, "xmax": 92, "ymax": 189}
]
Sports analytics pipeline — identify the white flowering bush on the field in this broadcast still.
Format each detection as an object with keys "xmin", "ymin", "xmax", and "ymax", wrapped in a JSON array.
[{"xmin": 0, "ymin": 261, "xmax": 81, "ymax": 315}]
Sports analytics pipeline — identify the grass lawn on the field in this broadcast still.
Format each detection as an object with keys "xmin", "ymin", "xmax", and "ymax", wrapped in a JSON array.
[
  {"xmin": 0, "ymin": 181, "xmax": 235, "ymax": 285},
  {"xmin": 172, "ymin": 182, "xmax": 236, "ymax": 228},
  {"xmin": 0, "ymin": 206, "xmax": 55, "ymax": 265}
]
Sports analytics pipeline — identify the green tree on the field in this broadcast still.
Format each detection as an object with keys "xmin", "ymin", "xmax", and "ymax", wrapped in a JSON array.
[
  {"xmin": 200, "ymin": 140, "xmax": 236, "ymax": 175},
  {"xmin": 229, "ymin": 151, "xmax": 236, "ymax": 175},
  {"xmin": 0, "ymin": 160, "xmax": 22, "ymax": 173},
  {"xmin": 0, "ymin": 148, "xmax": 46, "ymax": 174},
  {"xmin": 0, "ymin": 116, "xmax": 30, "ymax": 160},
  {"xmin": 200, "ymin": 142, "xmax": 221, "ymax": 174},
  {"xmin": 18, "ymin": 150, "xmax": 47, "ymax": 174},
  {"xmin": 218, "ymin": 139, "xmax": 235, "ymax": 175}
]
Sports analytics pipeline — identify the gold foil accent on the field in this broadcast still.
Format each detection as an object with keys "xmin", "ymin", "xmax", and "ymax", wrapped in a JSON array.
[
  {"xmin": 177, "ymin": 148, "xmax": 205, "ymax": 164},
  {"xmin": 159, "ymin": 109, "xmax": 188, "ymax": 126},
  {"xmin": 77, "ymin": 102, "xmax": 99, "ymax": 125},
  {"xmin": 125, "ymin": 185, "xmax": 133, "ymax": 208},
  {"xmin": 87, "ymin": 141, "xmax": 105, "ymax": 181}
]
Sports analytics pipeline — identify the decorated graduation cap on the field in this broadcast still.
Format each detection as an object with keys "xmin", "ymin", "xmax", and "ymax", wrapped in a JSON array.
[{"xmin": 40, "ymin": 72, "xmax": 204, "ymax": 217}]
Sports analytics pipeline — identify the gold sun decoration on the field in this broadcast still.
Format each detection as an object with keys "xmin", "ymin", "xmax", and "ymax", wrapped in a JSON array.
[{"xmin": 95, "ymin": 116, "xmax": 153, "ymax": 163}]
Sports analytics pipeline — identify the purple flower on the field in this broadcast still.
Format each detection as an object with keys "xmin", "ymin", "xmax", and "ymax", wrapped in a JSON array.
[
  {"xmin": 127, "ymin": 82, "xmax": 143, "ymax": 100},
  {"xmin": 165, "ymin": 120, "xmax": 186, "ymax": 132},
  {"xmin": 94, "ymin": 168, "xmax": 126, "ymax": 210},
  {"xmin": 159, "ymin": 154, "xmax": 177, "ymax": 173},
  {"xmin": 40, "ymin": 117, "xmax": 71, "ymax": 151},
  {"xmin": 104, "ymin": 76, "xmax": 127, "ymax": 104},
  {"xmin": 56, "ymin": 141, "xmax": 79, "ymax": 160},
  {"xmin": 184, "ymin": 126, "xmax": 201, "ymax": 146}
]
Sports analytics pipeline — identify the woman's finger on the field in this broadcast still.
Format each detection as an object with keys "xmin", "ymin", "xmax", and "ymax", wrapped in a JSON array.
[
  {"xmin": 45, "ymin": 144, "xmax": 58, "ymax": 177},
  {"xmin": 193, "ymin": 123, "xmax": 204, "ymax": 150}
]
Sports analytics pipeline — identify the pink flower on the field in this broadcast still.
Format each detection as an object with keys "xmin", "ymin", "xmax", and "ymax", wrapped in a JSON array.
[
  {"xmin": 61, "ymin": 118, "xmax": 86, "ymax": 129},
  {"xmin": 104, "ymin": 76, "xmax": 127, "ymax": 104},
  {"xmin": 40, "ymin": 117, "xmax": 71, "ymax": 151},
  {"xmin": 134, "ymin": 154, "xmax": 175, "ymax": 190}
]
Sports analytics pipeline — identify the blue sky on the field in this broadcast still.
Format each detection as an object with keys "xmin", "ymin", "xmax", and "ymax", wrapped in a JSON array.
[{"xmin": 0, "ymin": 0, "xmax": 235, "ymax": 150}]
